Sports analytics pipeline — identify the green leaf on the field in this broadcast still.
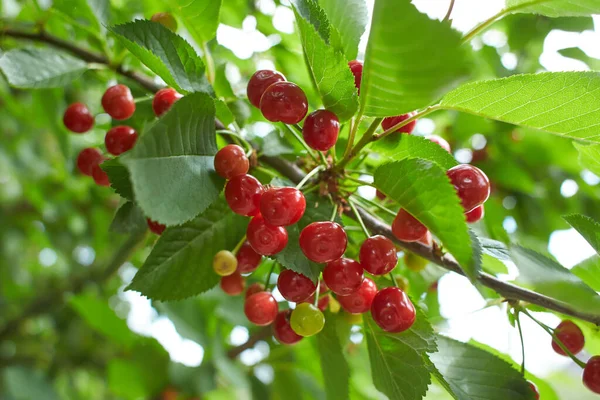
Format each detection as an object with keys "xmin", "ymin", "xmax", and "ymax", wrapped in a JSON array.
[
  {"xmin": 122, "ymin": 93, "xmax": 223, "ymax": 226},
  {"xmin": 480, "ymin": 238, "xmax": 512, "ymax": 261},
  {"xmin": 110, "ymin": 201, "xmax": 147, "ymax": 234},
  {"xmin": 564, "ymin": 214, "xmax": 600, "ymax": 255},
  {"xmin": 506, "ymin": 0, "xmax": 600, "ymax": 17},
  {"xmin": 291, "ymin": 0, "xmax": 358, "ymax": 121},
  {"xmin": 372, "ymin": 135, "xmax": 458, "ymax": 170},
  {"xmin": 101, "ymin": 158, "xmax": 134, "ymax": 201},
  {"xmin": 215, "ymin": 98, "xmax": 235, "ymax": 126},
  {"xmin": 440, "ymin": 72, "xmax": 600, "ymax": 142},
  {"xmin": 360, "ymin": 0, "xmax": 470, "ymax": 117},
  {"xmin": 318, "ymin": 0, "xmax": 368, "ymax": 60},
  {"xmin": 0, "ymin": 48, "xmax": 87, "ymax": 88},
  {"xmin": 110, "ymin": 20, "xmax": 211, "ymax": 94},
  {"xmin": 430, "ymin": 336, "xmax": 536, "ymax": 400},
  {"xmin": 317, "ymin": 312, "xmax": 349, "ymax": 400},
  {"xmin": 127, "ymin": 199, "xmax": 247, "ymax": 301},
  {"xmin": 53, "ymin": 0, "xmax": 109, "ymax": 34},
  {"xmin": 374, "ymin": 159, "xmax": 477, "ymax": 280},
  {"xmin": 559, "ymin": 47, "xmax": 600, "ymax": 70},
  {"xmin": 169, "ymin": 0, "xmax": 222, "ymax": 44},
  {"xmin": 572, "ymin": 256, "xmax": 600, "ymax": 292},
  {"xmin": 4, "ymin": 367, "xmax": 59, "ymax": 400},
  {"xmin": 573, "ymin": 142, "xmax": 600, "ymax": 177}
]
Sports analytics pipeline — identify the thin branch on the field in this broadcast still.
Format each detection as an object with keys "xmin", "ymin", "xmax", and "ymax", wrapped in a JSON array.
[
  {"xmin": 443, "ymin": 0, "xmax": 456, "ymax": 22},
  {"xmin": 226, "ymin": 326, "xmax": 271, "ymax": 359}
]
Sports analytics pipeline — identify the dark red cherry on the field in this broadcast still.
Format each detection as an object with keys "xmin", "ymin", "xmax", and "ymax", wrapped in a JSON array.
[
  {"xmin": 244, "ymin": 292, "xmax": 278, "ymax": 326},
  {"xmin": 147, "ymin": 218, "xmax": 166, "ymax": 235},
  {"xmin": 277, "ymin": 269, "xmax": 316, "ymax": 303},
  {"xmin": 152, "ymin": 88, "xmax": 182, "ymax": 117},
  {"xmin": 302, "ymin": 110, "xmax": 340, "ymax": 152},
  {"xmin": 337, "ymin": 278, "xmax": 377, "ymax": 314},
  {"xmin": 247, "ymin": 70, "xmax": 286, "ymax": 108},
  {"xmin": 260, "ymin": 82, "xmax": 308, "ymax": 124},
  {"xmin": 105, "ymin": 125, "xmax": 138, "ymax": 155},
  {"xmin": 245, "ymin": 283, "xmax": 265, "ymax": 299},
  {"xmin": 583, "ymin": 356, "xmax": 600, "ymax": 394},
  {"xmin": 273, "ymin": 310, "xmax": 303, "ymax": 345},
  {"xmin": 447, "ymin": 164, "xmax": 490, "ymax": 212},
  {"xmin": 76, "ymin": 148, "xmax": 104, "ymax": 176},
  {"xmin": 427, "ymin": 135, "xmax": 451, "ymax": 152},
  {"xmin": 236, "ymin": 241, "xmax": 262, "ymax": 274},
  {"xmin": 528, "ymin": 381, "xmax": 540, "ymax": 400},
  {"xmin": 323, "ymin": 258, "xmax": 364, "ymax": 296},
  {"xmin": 552, "ymin": 320, "xmax": 585, "ymax": 356},
  {"xmin": 224, "ymin": 174, "xmax": 264, "ymax": 216},
  {"xmin": 92, "ymin": 162, "xmax": 110, "ymax": 187},
  {"xmin": 381, "ymin": 112, "xmax": 416, "ymax": 134},
  {"xmin": 214, "ymin": 144, "xmax": 249, "ymax": 180},
  {"xmin": 246, "ymin": 215, "xmax": 288, "ymax": 256},
  {"xmin": 370, "ymin": 287, "xmax": 416, "ymax": 333},
  {"xmin": 359, "ymin": 235, "xmax": 398, "ymax": 276},
  {"xmin": 64, "ymin": 103, "xmax": 94, "ymax": 133},
  {"xmin": 260, "ymin": 187, "xmax": 306, "ymax": 226},
  {"xmin": 348, "ymin": 60, "xmax": 363, "ymax": 93},
  {"xmin": 465, "ymin": 205, "xmax": 484, "ymax": 223},
  {"xmin": 101, "ymin": 84, "xmax": 135, "ymax": 120},
  {"xmin": 299, "ymin": 221, "xmax": 347, "ymax": 263},
  {"xmin": 220, "ymin": 272, "xmax": 245, "ymax": 295},
  {"xmin": 392, "ymin": 209, "xmax": 427, "ymax": 242}
]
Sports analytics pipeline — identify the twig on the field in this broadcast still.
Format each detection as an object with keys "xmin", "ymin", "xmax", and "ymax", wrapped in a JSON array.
[
  {"xmin": 226, "ymin": 326, "xmax": 271, "ymax": 359},
  {"xmin": 443, "ymin": 0, "xmax": 456, "ymax": 22}
]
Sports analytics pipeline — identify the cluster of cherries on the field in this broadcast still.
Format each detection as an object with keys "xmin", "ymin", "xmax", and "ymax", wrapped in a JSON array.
[{"xmin": 63, "ymin": 83, "xmax": 183, "ymax": 235}]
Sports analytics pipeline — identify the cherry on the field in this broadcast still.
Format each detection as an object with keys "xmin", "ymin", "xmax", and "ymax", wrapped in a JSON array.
[
  {"xmin": 290, "ymin": 303, "xmax": 325, "ymax": 337},
  {"xmin": 92, "ymin": 162, "xmax": 110, "ymax": 187},
  {"xmin": 528, "ymin": 381, "xmax": 540, "ymax": 400},
  {"xmin": 551, "ymin": 320, "xmax": 585, "ymax": 356},
  {"xmin": 151, "ymin": 12, "xmax": 177, "ymax": 31},
  {"xmin": 101, "ymin": 84, "xmax": 135, "ymax": 120},
  {"xmin": 447, "ymin": 164, "xmax": 490, "ymax": 212},
  {"xmin": 147, "ymin": 218, "xmax": 166, "ymax": 235},
  {"xmin": 348, "ymin": 60, "xmax": 363, "ymax": 93},
  {"xmin": 76, "ymin": 148, "xmax": 104, "ymax": 176},
  {"xmin": 392, "ymin": 209, "xmax": 427, "ymax": 242},
  {"xmin": 371, "ymin": 287, "xmax": 416, "ymax": 333},
  {"xmin": 277, "ymin": 269, "xmax": 316, "ymax": 303},
  {"xmin": 63, "ymin": 103, "xmax": 94, "ymax": 133},
  {"xmin": 418, "ymin": 231, "xmax": 433, "ymax": 246},
  {"xmin": 220, "ymin": 272, "xmax": 245, "ymax": 296},
  {"xmin": 260, "ymin": 82, "xmax": 308, "ymax": 124},
  {"xmin": 213, "ymin": 250, "xmax": 238, "ymax": 276},
  {"xmin": 427, "ymin": 135, "xmax": 451, "ymax": 153},
  {"xmin": 246, "ymin": 215, "xmax": 288, "ymax": 256},
  {"xmin": 244, "ymin": 292, "xmax": 278, "ymax": 326},
  {"xmin": 428, "ymin": 281, "xmax": 439, "ymax": 293},
  {"xmin": 337, "ymin": 278, "xmax": 377, "ymax": 314},
  {"xmin": 260, "ymin": 187, "xmax": 306, "ymax": 226},
  {"xmin": 299, "ymin": 221, "xmax": 347, "ymax": 263},
  {"xmin": 323, "ymin": 258, "xmax": 364, "ymax": 296},
  {"xmin": 360, "ymin": 235, "xmax": 398, "ymax": 276},
  {"xmin": 317, "ymin": 295, "xmax": 330, "ymax": 312},
  {"xmin": 404, "ymin": 252, "xmax": 428, "ymax": 272},
  {"xmin": 396, "ymin": 275, "xmax": 410, "ymax": 292},
  {"xmin": 584, "ymin": 356, "xmax": 600, "ymax": 394},
  {"xmin": 465, "ymin": 205, "xmax": 484, "ymax": 223},
  {"xmin": 302, "ymin": 110, "xmax": 340, "ymax": 152},
  {"xmin": 152, "ymin": 88, "xmax": 183, "ymax": 117},
  {"xmin": 381, "ymin": 112, "xmax": 416, "ymax": 134},
  {"xmin": 105, "ymin": 125, "xmax": 138, "ymax": 155},
  {"xmin": 247, "ymin": 70, "xmax": 286, "ymax": 108},
  {"xmin": 245, "ymin": 283, "xmax": 265, "ymax": 299},
  {"xmin": 224, "ymin": 174, "xmax": 264, "ymax": 216},
  {"xmin": 376, "ymin": 190, "xmax": 386, "ymax": 200},
  {"xmin": 273, "ymin": 310, "xmax": 303, "ymax": 345},
  {"xmin": 236, "ymin": 241, "xmax": 262, "ymax": 274},
  {"xmin": 214, "ymin": 144, "xmax": 249, "ymax": 180}
]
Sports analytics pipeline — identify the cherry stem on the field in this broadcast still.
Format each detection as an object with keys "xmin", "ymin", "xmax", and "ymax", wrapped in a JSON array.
[
  {"xmin": 264, "ymin": 260, "xmax": 277, "ymax": 291},
  {"xmin": 351, "ymin": 195, "xmax": 397, "ymax": 218},
  {"xmin": 314, "ymin": 279, "xmax": 321, "ymax": 307},
  {"xmin": 282, "ymin": 123, "xmax": 322, "ymax": 165},
  {"xmin": 296, "ymin": 165, "xmax": 324, "ymax": 190},
  {"xmin": 389, "ymin": 273, "xmax": 399, "ymax": 288},
  {"xmin": 343, "ymin": 115, "xmax": 362, "ymax": 161},
  {"xmin": 376, "ymin": 104, "xmax": 440, "ymax": 140},
  {"xmin": 232, "ymin": 235, "xmax": 247, "ymax": 255},
  {"xmin": 302, "ymin": 184, "xmax": 320, "ymax": 195},
  {"xmin": 443, "ymin": 0, "xmax": 456, "ymax": 22},
  {"xmin": 345, "ymin": 176, "xmax": 376, "ymax": 188},
  {"xmin": 291, "ymin": 123, "xmax": 328, "ymax": 165},
  {"xmin": 349, "ymin": 199, "xmax": 370, "ymax": 238},
  {"xmin": 133, "ymin": 95, "xmax": 153, "ymax": 103},
  {"xmin": 336, "ymin": 117, "xmax": 382, "ymax": 170},
  {"xmin": 217, "ymin": 130, "xmax": 253, "ymax": 155},
  {"xmin": 515, "ymin": 310, "xmax": 526, "ymax": 376},
  {"xmin": 329, "ymin": 196, "xmax": 338, "ymax": 221}
]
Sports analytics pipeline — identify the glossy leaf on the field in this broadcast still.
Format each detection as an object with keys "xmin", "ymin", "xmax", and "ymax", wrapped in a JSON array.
[
  {"xmin": 101, "ymin": 158, "xmax": 134, "ymax": 201},
  {"xmin": 169, "ymin": 0, "xmax": 222, "ymax": 44},
  {"xmin": 317, "ymin": 312, "xmax": 349, "ymax": 400},
  {"xmin": 573, "ymin": 142, "xmax": 600, "ymax": 177},
  {"xmin": 372, "ymin": 134, "xmax": 458, "ymax": 170},
  {"xmin": 318, "ymin": 0, "xmax": 368, "ymax": 60},
  {"xmin": 109, "ymin": 201, "xmax": 147, "ymax": 234},
  {"xmin": 572, "ymin": 256, "xmax": 600, "ymax": 291},
  {"xmin": 506, "ymin": 0, "xmax": 600, "ymax": 17},
  {"xmin": 53, "ymin": 0, "xmax": 109, "ymax": 34},
  {"xmin": 564, "ymin": 214, "xmax": 600, "ymax": 255}
]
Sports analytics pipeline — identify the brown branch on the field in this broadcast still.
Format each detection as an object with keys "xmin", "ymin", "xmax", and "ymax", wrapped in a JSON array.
[{"xmin": 226, "ymin": 326, "xmax": 271, "ymax": 359}]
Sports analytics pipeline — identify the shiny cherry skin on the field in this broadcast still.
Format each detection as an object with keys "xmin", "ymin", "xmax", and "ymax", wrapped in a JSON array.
[
  {"xmin": 260, "ymin": 82, "xmax": 308, "ymax": 124},
  {"xmin": 152, "ymin": 88, "xmax": 183, "ymax": 117},
  {"xmin": 337, "ymin": 278, "xmax": 377, "ymax": 314},
  {"xmin": 528, "ymin": 381, "xmax": 540, "ymax": 400},
  {"xmin": 552, "ymin": 320, "xmax": 585, "ymax": 356},
  {"xmin": 213, "ymin": 250, "xmax": 238, "ymax": 276},
  {"xmin": 290, "ymin": 303, "xmax": 325, "ymax": 337},
  {"xmin": 302, "ymin": 110, "xmax": 340, "ymax": 152},
  {"xmin": 427, "ymin": 135, "xmax": 451, "ymax": 152},
  {"xmin": 64, "ymin": 103, "xmax": 95, "ymax": 133},
  {"xmin": 273, "ymin": 310, "xmax": 303, "ymax": 345},
  {"xmin": 147, "ymin": 218, "xmax": 166, "ymax": 235},
  {"xmin": 317, "ymin": 295, "xmax": 330, "ymax": 311},
  {"xmin": 101, "ymin": 84, "xmax": 135, "ymax": 120},
  {"xmin": 299, "ymin": 221, "xmax": 348, "ymax": 263},
  {"xmin": 465, "ymin": 205, "xmax": 484, "ymax": 223},
  {"xmin": 260, "ymin": 187, "xmax": 306, "ymax": 226},
  {"xmin": 323, "ymin": 258, "xmax": 364, "ymax": 296},
  {"xmin": 246, "ymin": 215, "xmax": 288, "ymax": 256},
  {"xmin": 247, "ymin": 70, "xmax": 286, "ymax": 108},
  {"xmin": 151, "ymin": 12, "xmax": 177, "ymax": 31},
  {"xmin": 381, "ymin": 112, "xmax": 416, "ymax": 134},
  {"xmin": 224, "ymin": 174, "xmax": 264, "ymax": 216},
  {"xmin": 214, "ymin": 144, "xmax": 249, "ymax": 180},
  {"xmin": 105, "ymin": 126, "xmax": 138, "ymax": 155},
  {"xmin": 359, "ymin": 235, "xmax": 398, "ymax": 276},
  {"xmin": 277, "ymin": 269, "xmax": 316, "ymax": 303},
  {"xmin": 236, "ymin": 241, "xmax": 262, "ymax": 274},
  {"xmin": 418, "ymin": 231, "xmax": 433, "ymax": 246},
  {"xmin": 348, "ymin": 60, "xmax": 363, "ymax": 93},
  {"xmin": 584, "ymin": 356, "xmax": 600, "ymax": 394},
  {"xmin": 371, "ymin": 287, "xmax": 416, "ymax": 333},
  {"xmin": 244, "ymin": 292, "xmax": 278, "ymax": 326},
  {"xmin": 92, "ymin": 162, "xmax": 110, "ymax": 187},
  {"xmin": 245, "ymin": 283, "xmax": 265, "ymax": 299},
  {"xmin": 447, "ymin": 164, "xmax": 490, "ymax": 212},
  {"xmin": 392, "ymin": 209, "xmax": 427, "ymax": 242},
  {"xmin": 76, "ymin": 148, "xmax": 104, "ymax": 176},
  {"xmin": 220, "ymin": 272, "xmax": 245, "ymax": 295}
]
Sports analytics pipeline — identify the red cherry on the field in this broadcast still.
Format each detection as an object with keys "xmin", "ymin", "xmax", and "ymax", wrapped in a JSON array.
[
  {"xmin": 465, "ymin": 205, "xmax": 484, "ymax": 223},
  {"xmin": 392, "ymin": 209, "xmax": 427, "ymax": 242},
  {"xmin": 447, "ymin": 164, "xmax": 490, "ymax": 212},
  {"xmin": 428, "ymin": 281, "xmax": 439, "ymax": 293},
  {"xmin": 348, "ymin": 60, "xmax": 363, "ymax": 93},
  {"xmin": 246, "ymin": 215, "xmax": 288, "ymax": 256},
  {"xmin": 105, "ymin": 125, "xmax": 138, "ymax": 155},
  {"xmin": 376, "ymin": 190, "xmax": 386, "ymax": 200},
  {"xmin": 317, "ymin": 295, "xmax": 330, "ymax": 311},
  {"xmin": 299, "ymin": 221, "xmax": 347, "ymax": 263},
  {"xmin": 236, "ymin": 241, "xmax": 262, "ymax": 274},
  {"xmin": 244, "ymin": 292, "xmax": 278, "ymax": 326},
  {"xmin": 247, "ymin": 70, "xmax": 286, "ymax": 108},
  {"xmin": 63, "ymin": 103, "xmax": 94, "ymax": 133},
  {"xmin": 359, "ymin": 235, "xmax": 398, "ymax": 276},
  {"xmin": 337, "ymin": 278, "xmax": 377, "ymax": 314},
  {"xmin": 220, "ymin": 272, "xmax": 245, "ymax": 295},
  {"xmin": 101, "ymin": 84, "xmax": 135, "ymax": 120},
  {"xmin": 584, "ymin": 356, "xmax": 600, "ymax": 394},
  {"xmin": 147, "ymin": 218, "xmax": 166, "ymax": 235},
  {"xmin": 552, "ymin": 320, "xmax": 585, "ymax": 356},
  {"xmin": 273, "ymin": 310, "xmax": 303, "ymax": 345},
  {"xmin": 260, "ymin": 82, "xmax": 308, "ymax": 124},
  {"xmin": 152, "ymin": 88, "xmax": 183, "ymax": 117},
  {"xmin": 277, "ymin": 269, "xmax": 316, "ymax": 303},
  {"xmin": 528, "ymin": 381, "xmax": 540, "ymax": 400},
  {"xmin": 418, "ymin": 231, "xmax": 433, "ymax": 246},
  {"xmin": 427, "ymin": 135, "xmax": 451, "ymax": 152},
  {"xmin": 260, "ymin": 187, "xmax": 306, "ymax": 226},
  {"xmin": 92, "ymin": 162, "xmax": 110, "ymax": 187},
  {"xmin": 224, "ymin": 174, "xmax": 264, "ymax": 216},
  {"xmin": 370, "ymin": 287, "xmax": 416, "ymax": 333},
  {"xmin": 322, "ymin": 258, "xmax": 364, "ymax": 296},
  {"xmin": 245, "ymin": 283, "xmax": 265, "ymax": 299},
  {"xmin": 76, "ymin": 148, "xmax": 104, "ymax": 176},
  {"xmin": 381, "ymin": 112, "xmax": 416, "ymax": 134},
  {"xmin": 319, "ymin": 279, "xmax": 329, "ymax": 293},
  {"xmin": 214, "ymin": 144, "xmax": 249, "ymax": 180},
  {"xmin": 302, "ymin": 110, "xmax": 340, "ymax": 152}
]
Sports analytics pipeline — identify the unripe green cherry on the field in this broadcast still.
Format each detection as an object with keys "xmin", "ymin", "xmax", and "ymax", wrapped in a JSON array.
[
  {"xmin": 290, "ymin": 303, "xmax": 325, "ymax": 337},
  {"xmin": 404, "ymin": 252, "xmax": 428, "ymax": 272},
  {"xmin": 213, "ymin": 250, "xmax": 238, "ymax": 276}
]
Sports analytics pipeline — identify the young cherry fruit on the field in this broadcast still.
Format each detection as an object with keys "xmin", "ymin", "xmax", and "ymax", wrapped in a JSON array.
[
  {"xmin": 147, "ymin": 218, "xmax": 166, "ymax": 235},
  {"xmin": 102, "ymin": 84, "xmax": 135, "ymax": 120},
  {"xmin": 273, "ymin": 310, "xmax": 303, "ymax": 345},
  {"xmin": 236, "ymin": 241, "xmax": 262, "ymax": 274},
  {"xmin": 404, "ymin": 252, "xmax": 428, "ymax": 272},
  {"xmin": 214, "ymin": 144, "xmax": 249, "ymax": 180},
  {"xmin": 427, "ymin": 135, "xmax": 451, "ymax": 153},
  {"xmin": 244, "ymin": 292, "xmax": 279, "ymax": 326},
  {"xmin": 299, "ymin": 221, "xmax": 348, "ymax": 263},
  {"xmin": 302, "ymin": 110, "xmax": 340, "ymax": 152},
  {"xmin": 277, "ymin": 269, "xmax": 316, "ymax": 303},
  {"xmin": 290, "ymin": 303, "xmax": 325, "ymax": 337},
  {"xmin": 466, "ymin": 205, "xmax": 484, "ymax": 223},
  {"xmin": 246, "ymin": 215, "xmax": 288, "ymax": 256},
  {"xmin": 381, "ymin": 112, "xmax": 417, "ymax": 134},
  {"xmin": 583, "ymin": 356, "xmax": 600, "ymax": 394},
  {"xmin": 359, "ymin": 235, "xmax": 398, "ymax": 276},
  {"xmin": 447, "ymin": 164, "xmax": 490, "ymax": 212},
  {"xmin": 247, "ymin": 70, "xmax": 286, "ymax": 108},
  {"xmin": 528, "ymin": 381, "xmax": 540, "ymax": 400},
  {"xmin": 552, "ymin": 320, "xmax": 585, "ymax": 356},
  {"xmin": 260, "ymin": 187, "xmax": 306, "ymax": 226},
  {"xmin": 213, "ymin": 250, "xmax": 238, "ymax": 276},
  {"xmin": 64, "ymin": 103, "xmax": 95, "ymax": 133},
  {"xmin": 370, "ymin": 287, "xmax": 416, "ymax": 333},
  {"xmin": 322, "ymin": 258, "xmax": 364, "ymax": 296},
  {"xmin": 245, "ymin": 282, "xmax": 265, "ymax": 299},
  {"xmin": 153, "ymin": 88, "xmax": 183, "ymax": 117},
  {"xmin": 337, "ymin": 278, "xmax": 377, "ymax": 314},
  {"xmin": 260, "ymin": 82, "xmax": 308, "ymax": 125},
  {"xmin": 392, "ymin": 209, "xmax": 427, "ymax": 242},
  {"xmin": 151, "ymin": 12, "xmax": 177, "ymax": 31},
  {"xmin": 348, "ymin": 60, "xmax": 363, "ymax": 93},
  {"xmin": 224, "ymin": 174, "xmax": 264, "ymax": 216},
  {"xmin": 92, "ymin": 162, "xmax": 110, "ymax": 187},
  {"xmin": 105, "ymin": 126, "xmax": 138, "ymax": 155},
  {"xmin": 220, "ymin": 272, "xmax": 245, "ymax": 296},
  {"xmin": 76, "ymin": 148, "xmax": 104, "ymax": 176}
]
